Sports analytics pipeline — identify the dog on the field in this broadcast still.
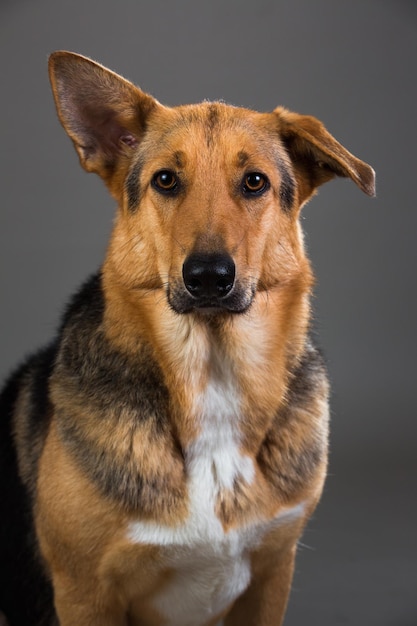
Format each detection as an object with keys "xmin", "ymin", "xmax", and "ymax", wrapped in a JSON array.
[{"xmin": 0, "ymin": 51, "xmax": 375, "ymax": 626}]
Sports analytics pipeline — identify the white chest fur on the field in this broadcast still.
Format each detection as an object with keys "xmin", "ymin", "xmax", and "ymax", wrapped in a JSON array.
[
  {"xmin": 128, "ymin": 365, "xmax": 255, "ymax": 624},
  {"xmin": 127, "ymin": 351, "xmax": 304, "ymax": 625}
]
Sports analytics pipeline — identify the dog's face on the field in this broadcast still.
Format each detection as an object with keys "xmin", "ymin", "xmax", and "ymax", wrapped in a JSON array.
[
  {"xmin": 49, "ymin": 52, "xmax": 375, "ymax": 319},
  {"xmin": 120, "ymin": 103, "xmax": 306, "ymax": 316}
]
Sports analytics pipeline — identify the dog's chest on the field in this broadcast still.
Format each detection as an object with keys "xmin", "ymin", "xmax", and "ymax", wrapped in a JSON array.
[
  {"xmin": 126, "ymin": 372, "xmax": 259, "ymax": 624},
  {"xmin": 121, "ymin": 354, "xmax": 303, "ymax": 626},
  {"xmin": 125, "ymin": 365, "xmax": 305, "ymax": 625}
]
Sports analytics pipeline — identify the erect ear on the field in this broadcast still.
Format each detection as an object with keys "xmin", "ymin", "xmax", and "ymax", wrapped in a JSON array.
[
  {"xmin": 48, "ymin": 51, "xmax": 158, "ymax": 195},
  {"xmin": 274, "ymin": 107, "xmax": 375, "ymax": 206}
]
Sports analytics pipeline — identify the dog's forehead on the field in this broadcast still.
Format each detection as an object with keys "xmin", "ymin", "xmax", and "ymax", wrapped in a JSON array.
[{"xmin": 145, "ymin": 101, "xmax": 281, "ymax": 163}]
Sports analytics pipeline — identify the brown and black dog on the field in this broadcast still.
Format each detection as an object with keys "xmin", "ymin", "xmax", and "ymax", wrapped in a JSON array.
[{"xmin": 0, "ymin": 52, "xmax": 375, "ymax": 626}]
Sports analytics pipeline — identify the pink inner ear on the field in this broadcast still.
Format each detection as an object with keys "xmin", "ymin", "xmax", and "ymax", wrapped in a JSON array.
[{"xmin": 120, "ymin": 133, "xmax": 138, "ymax": 148}]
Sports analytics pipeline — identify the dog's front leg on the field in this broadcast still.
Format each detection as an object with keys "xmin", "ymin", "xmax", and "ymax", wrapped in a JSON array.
[
  {"xmin": 224, "ymin": 542, "xmax": 297, "ymax": 626},
  {"xmin": 51, "ymin": 572, "xmax": 127, "ymax": 626}
]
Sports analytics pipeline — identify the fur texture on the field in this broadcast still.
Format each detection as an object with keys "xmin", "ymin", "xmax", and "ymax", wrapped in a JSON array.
[{"xmin": 0, "ymin": 51, "xmax": 375, "ymax": 626}]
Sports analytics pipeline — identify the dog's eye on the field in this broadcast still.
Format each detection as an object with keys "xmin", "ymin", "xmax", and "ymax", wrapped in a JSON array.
[
  {"xmin": 242, "ymin": 173, "xmax": 269, "ymax": 195},
  {"xmin": 152, "ymin": 170, "xmax": 178, "ymax": 193}
]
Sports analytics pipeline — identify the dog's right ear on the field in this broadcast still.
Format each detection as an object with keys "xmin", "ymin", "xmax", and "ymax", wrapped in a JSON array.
[{"xmin": 48, "ymin": 51, "xmax": 158, "ymax": 195}]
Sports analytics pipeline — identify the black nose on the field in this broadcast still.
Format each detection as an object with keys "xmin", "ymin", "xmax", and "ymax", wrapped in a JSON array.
[{"xmin": 182, "ymin": 253, "xmax": 236, "ymax": 299}]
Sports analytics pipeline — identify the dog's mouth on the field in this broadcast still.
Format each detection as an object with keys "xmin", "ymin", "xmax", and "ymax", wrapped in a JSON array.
[
  {"xmin": 167, "ymin": 252, "xmax": 256, "ymax": 315},
  {"xmin": 168, "ymin": 286, "xmax": 255, "ymax": 315}
]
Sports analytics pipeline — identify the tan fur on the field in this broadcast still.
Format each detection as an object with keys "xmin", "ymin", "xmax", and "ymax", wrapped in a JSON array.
[
  {"xmin": 4, "ymin": 51, "xmax": 374, "ymax": 626},
  {"xmin": 37, "ymin": 423, "xmax": 171, "ymax": 624}
]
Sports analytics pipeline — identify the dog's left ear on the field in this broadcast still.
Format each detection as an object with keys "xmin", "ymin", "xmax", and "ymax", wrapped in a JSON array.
[
  {"xmin": 48, "ymin": 51, "xmax": 159, "ymax": 195},
  {"xmin": 274, "ymin": 107, "xmax": 375, "ymax": 206}
]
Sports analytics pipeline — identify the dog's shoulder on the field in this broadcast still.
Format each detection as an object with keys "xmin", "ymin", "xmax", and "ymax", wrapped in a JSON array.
[
  {"xmin": 257, "ymin": 338, "xmax": 330, "ymax": 502},
  {"xmin": 0, "ymin": 271, "xmax": 104, "ymax": 495}
]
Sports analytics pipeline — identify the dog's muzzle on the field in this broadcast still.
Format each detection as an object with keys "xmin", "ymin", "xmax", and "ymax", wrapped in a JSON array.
[
  {"xmin": 167, "ymin": 252, "xmax": 254, "ymax": 315},
  {"xmin": 182, "ymin": 253, "xmax": 235, "ymax": 301}
]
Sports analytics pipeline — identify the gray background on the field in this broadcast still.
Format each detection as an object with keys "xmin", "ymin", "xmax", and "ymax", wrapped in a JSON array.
[{"xmin": 0, "ymin": 1, "xmax": 416, "ymax": 624}]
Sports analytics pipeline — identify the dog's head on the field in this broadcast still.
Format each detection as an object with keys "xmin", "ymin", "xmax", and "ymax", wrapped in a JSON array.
[{"xmin": 49, "ymin": 52, "xmax": 375, "ymax": 318}]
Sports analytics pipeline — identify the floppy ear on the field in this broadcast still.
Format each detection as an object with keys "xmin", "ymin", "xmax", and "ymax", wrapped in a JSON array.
[
  {"xmin": 274, "ymin": 106, "xmax": 375, "ymax": 206},
  {"xmin": 48, "ymin": 51, "xmax": 158, "ymax": 195}
]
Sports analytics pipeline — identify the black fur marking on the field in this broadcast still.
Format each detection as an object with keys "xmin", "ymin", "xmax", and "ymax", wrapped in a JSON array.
[
  {"xmin": 205, "ymin": 104, "xmax": 220, "ymax": 147},
  {"xmin": 257, "ymin": 340, "xmax": 328, "ymax": 500},
  {"xmin": 125, "ymin": 157, "xmax": 144, "ymax": 211},
  {"xmin": 276, "ymin": 157, "xmax": 295, "ymax": 212},
  {"xmin": 14, "ymin": 344, "xmax": 58, "ymax": 502},
  {"xmin": 59, "ymin": 272, "xmax": 105, "ymax": 330}
]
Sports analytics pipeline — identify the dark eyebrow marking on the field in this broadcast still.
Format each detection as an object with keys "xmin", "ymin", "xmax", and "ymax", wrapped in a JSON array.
[
  {"xmin": 125, "ymin": 158, "xmax": 144, "ymax": 212},
  {"xmin": 173, "ymin": 151, "xmax": 185, "ymax": 169},
  {"xmin": 236, "ymin": 151, "xmax": 249, "ymax": 167}
]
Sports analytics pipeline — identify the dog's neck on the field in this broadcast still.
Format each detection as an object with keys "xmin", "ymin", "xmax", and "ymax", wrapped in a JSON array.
[{"xmin": 102, "ymin": 278, "xmax": 311, "ymax": 455}]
